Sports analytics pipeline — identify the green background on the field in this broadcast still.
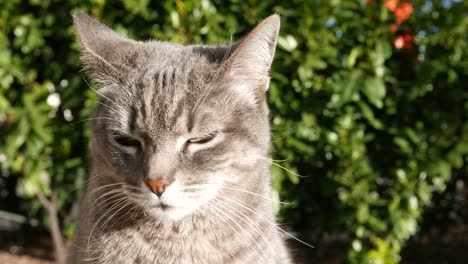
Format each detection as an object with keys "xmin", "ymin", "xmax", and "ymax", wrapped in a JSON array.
[{"xmin": 0, "ymin": 0, "xmax": 467, "ymax": 263}]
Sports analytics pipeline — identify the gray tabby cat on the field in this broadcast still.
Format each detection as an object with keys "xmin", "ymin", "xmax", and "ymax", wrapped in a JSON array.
[{"xmin": 69, "ymin": 11, "xmax": 292, "ymax": 264}]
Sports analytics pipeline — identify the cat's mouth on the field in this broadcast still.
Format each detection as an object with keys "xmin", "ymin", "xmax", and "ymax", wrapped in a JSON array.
[
  {"xmin": 159, "ymin": 203, "xmax": 170, "ymax": 210},
  {"xmin": 153, "ymin": 202, "xmax": 171, "ymax": 211}
]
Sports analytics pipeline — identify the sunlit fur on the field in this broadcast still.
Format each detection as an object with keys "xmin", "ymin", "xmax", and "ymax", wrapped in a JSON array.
[{"xmin": 68, "ymin": 11, "xmax": 291, "ymax": 264}]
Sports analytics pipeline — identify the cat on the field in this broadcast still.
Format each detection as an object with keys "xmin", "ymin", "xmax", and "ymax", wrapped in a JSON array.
[{"xmin": 68, "ymin": 11, "xmax": 292, "ymax": 264}]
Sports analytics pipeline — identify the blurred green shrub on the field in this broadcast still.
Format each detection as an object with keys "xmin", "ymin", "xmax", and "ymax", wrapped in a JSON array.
[{"xmin": 0, "ymin": 0, "xmax": 466, "ymax": 263}]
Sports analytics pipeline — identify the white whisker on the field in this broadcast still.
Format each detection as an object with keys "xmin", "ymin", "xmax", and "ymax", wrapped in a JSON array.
[
  {"xmin": 256, "ymin": 155, "xmax": 308, "ymax": 178},
  {"xmin": 90, "ymin": 191, "xmax": 126, "ymax": 215},
  {"xmin": 207, "ymin": 200, "xmax": 265, "ymax": 256},
  {"xmin": 182, "ymin": 181, "xmax": 290, "ymax": 205},
  {"xmin": 87, "ymin": 196, "xmax": 128, "ymax": 258},
  {"xmin": 213, "ymin": 197, "xmax": 276, "ymax": 256},
  {"xmin": 218, "ymin": 193, "xmax": 315, "ymax": 248},
  {"xmin": 100, "ymin": 199, "xmax": 132, "ymax": 230},
  {"xmin": 69, "ymin": 117, "xmax": 117, "ymax": 125},
  {"xmin": 197, "ymin": 206, "xmax": 255, "ymax": 263},
  {"xmin": 88, "ymin": 182, "xmax": 127, "ymax": 195}
]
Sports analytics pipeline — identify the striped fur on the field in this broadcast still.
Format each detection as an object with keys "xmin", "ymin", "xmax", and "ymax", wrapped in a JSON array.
[{"xmin": 69, "ymin": 11, "xmax": 291, "ymax": 264}]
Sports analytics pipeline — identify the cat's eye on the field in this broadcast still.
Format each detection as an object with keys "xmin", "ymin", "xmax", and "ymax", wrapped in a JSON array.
[
  {"xmin": 115, "ymin": 136, "xmax": 141, "ymax": 147},
  {"xmin": 187, "ymin": 132, "xmax": 218, "ymax": 144},
  {"xmin": 112, "ymin": 135, "xmax": 142, "ymax": 153}
]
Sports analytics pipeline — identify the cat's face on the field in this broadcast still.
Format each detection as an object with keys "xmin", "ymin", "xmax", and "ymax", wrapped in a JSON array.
[{"xmin": 74, "ymin": 12, "xmax": 279, "ymax": 221}]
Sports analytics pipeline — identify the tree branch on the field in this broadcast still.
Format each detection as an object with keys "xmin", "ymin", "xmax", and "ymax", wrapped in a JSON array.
[{"xmin": 37, "ymin": 191, "xmax": 67, "ymax": 264}]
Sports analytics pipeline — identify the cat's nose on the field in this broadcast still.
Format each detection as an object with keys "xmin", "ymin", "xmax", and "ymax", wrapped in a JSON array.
[{"xmin": 146, "ymin": 179, "xmax": 171, "ymax": 197}]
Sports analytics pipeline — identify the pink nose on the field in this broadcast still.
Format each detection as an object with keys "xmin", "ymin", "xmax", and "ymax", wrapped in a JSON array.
[{"xmin": 146, "ymin": 179, "xmax": 171, "ymax": 197}]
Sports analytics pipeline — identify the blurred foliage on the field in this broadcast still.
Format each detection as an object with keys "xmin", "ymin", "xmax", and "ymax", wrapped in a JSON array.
[{"xmin": 0, "ymin": 0, "xmax": 466, "ymax": 263}]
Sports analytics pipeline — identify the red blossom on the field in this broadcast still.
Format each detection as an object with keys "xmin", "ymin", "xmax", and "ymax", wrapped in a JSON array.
[
  {"xmin": 385, "ymin": 0, "xmax": 400, "ymax": 12},
  {"xmin": 393, "ymin": 36, "xmax": 405, "ymax": 49},
  {"xmin": 402, "ymin": 33, "xmax": 414, "ymax": 49},
  {"xmin": 390, "ymin": 23, "xmax": 398, "ymax": 33},
  {"xmin": 394, "ymin": 2, "xmax": 414, "ymax": 24},
  {"xmin": 393, "ymin": 33, "xmax": 414, "ymax": 49}
]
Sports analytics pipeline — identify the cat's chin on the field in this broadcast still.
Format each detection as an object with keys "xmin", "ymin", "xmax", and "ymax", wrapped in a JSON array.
[{"xmin": 147, "ymin": 204, "xmax": 195, "ymax": 222}]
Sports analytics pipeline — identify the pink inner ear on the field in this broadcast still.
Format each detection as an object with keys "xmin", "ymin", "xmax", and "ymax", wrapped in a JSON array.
[{"xmin": 222, "ymin": 77, "xmax": 270, "ymax": 107}]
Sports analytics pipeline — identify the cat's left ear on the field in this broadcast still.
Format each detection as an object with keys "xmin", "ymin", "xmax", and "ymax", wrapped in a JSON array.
[
  {"xmin": 221, "ymin": 14, "xmax": 280, "ymax": 98},
  {"xmin": 73, "ymin": 11, "xmax": 140, "ymax": 86}
]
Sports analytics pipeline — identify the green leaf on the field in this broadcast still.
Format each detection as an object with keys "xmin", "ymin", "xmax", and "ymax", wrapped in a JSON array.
[
  {"xmin": 363, "ymin": 77, "xmax": 386, "ymax": 108},
  {"xmin": 357, "ymin": 102, "xmax": 384, "ymax": 129},
  {"xmin": 346, "ymin": 47, "xmax": 362, "ymax": 68},
  {"xmin": 277, "ymin": 34, "xmax": 298, "ymax": 52}
]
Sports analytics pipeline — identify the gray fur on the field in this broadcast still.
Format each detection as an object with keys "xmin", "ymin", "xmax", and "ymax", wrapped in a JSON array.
[{"xmin": 69, "ymin": 11, "xmax": 291, "ymax": 264}]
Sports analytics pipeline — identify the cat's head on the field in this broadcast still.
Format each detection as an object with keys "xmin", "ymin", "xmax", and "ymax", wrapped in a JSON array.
[{"xmin": 73, "ymin": 11, "xmax": 280, "ymax": 221}]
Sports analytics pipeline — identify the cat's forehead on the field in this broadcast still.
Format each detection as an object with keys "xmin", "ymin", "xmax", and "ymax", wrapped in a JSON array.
[
  {"xmin": 124, "ymin": 45, "xmax": 216, "ymax": 98},
  {"xmin": 118, "ymin": 48, "xmax": 221, "ymax": 137},
  {"xmin": 139, "ymin": 43, "xmax": 218, "ymax": 75},
  {"xmin": 131, "ymin": 47, "xmax": 216, "ymax": 104}
]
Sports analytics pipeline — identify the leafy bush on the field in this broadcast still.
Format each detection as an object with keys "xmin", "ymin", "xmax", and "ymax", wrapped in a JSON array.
[{"xmin": 0, "ymin": 0, "xmax": 466, "ymax": 263}]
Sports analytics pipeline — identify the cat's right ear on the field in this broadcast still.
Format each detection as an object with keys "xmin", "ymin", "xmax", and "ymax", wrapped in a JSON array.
[
  {"xmin": 73, "ymin": 11, "xmax": 139, "ymax": 86},
  {"xmin": 220, "ymin": 15, "xmax": 280, "ymax": 104}
]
